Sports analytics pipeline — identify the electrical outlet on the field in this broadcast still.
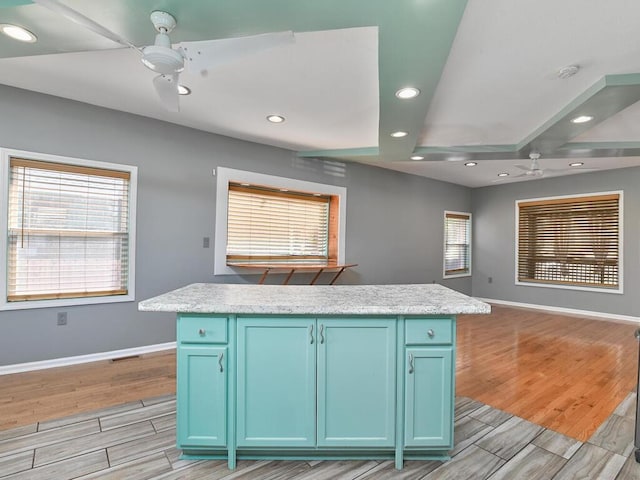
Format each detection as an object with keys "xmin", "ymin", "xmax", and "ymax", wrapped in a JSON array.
[
  {"xmin": 57, "ymin": 312, "xmax": 67, "ymax": 326},
  {"xmin": 203, "ymin": 237, "xmax": 210, "ymax": 248},
  {"xmin": 488, "ymin": 276, "xmax": 493, "ymax": 284}
]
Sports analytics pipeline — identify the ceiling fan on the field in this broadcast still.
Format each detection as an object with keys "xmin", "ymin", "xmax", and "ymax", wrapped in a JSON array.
[
  {"xmin": 493, "ymin": 152, "xmax": 598, "ymax": 182},
  {"xmin": 514, "ymin": 152, "xmax": 547, "ymax": 178},
  {"xmin": 32, "ymin": 0, "xmax": 295, "ymax": 112}
]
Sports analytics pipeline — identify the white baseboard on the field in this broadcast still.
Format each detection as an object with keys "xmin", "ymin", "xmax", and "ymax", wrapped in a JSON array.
[
  {"xmin": 0, "ymin": 342, "xmax": 176, "ymax": 376},
  {"xmin": 480, "ymin": 298, "xmax": 640, "ymax": 324}
]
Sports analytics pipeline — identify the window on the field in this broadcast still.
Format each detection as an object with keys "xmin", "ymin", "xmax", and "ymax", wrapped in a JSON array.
[
  {"xmin": 516, "ymin": 192, "xmax": 622, "ymax": 293},
  {"xmin": 443, "ymin": 211, "xmax": 471, "ymax": 278},
  {"xmin": 227, "ymin": 183, "xmax": 334, "ymax": 265},
  {"xmin": 215, "ymin": 167, "xmax": 346, "ymax": 275},
  {"xmin": 0, "ymin": 148, "xmax": 137, "ymax": 309}
]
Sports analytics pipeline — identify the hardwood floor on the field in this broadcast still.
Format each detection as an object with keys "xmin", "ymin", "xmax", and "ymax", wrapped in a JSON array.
[
  {"xmin": 456, "ymin": 305, "xmax": 638, "ymax": 441},
  {"xmin": 0, "ymin": 305, "xmax": 637, "ymax": 443},
  {"xmin": 0, "ymin": 351, "xmax": 175, "ymax": 431}
]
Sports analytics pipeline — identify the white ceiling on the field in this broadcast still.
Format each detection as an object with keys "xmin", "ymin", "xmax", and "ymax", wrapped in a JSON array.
[{"xmin": 1, "ymin": 0, "xmax": 640, "ymax": 187}]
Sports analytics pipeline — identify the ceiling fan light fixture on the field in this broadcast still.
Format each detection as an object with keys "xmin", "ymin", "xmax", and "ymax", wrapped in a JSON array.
[
  {"xmin": 177, "ymin": 84, "xmax": 191, "ymax": 95},
  {"xmin": 267, "ymin": 115, "xmax": 285, "ymax": 123},
  {"xmin": 390, "ymin": 131, "xmax": 408, "ymax": 138},
  {"xmin": 571, "ymin": 115, "xmax": 593, "ymax": 124},
  {"xmin": 395, "ymin": 87, "xmax": 420, "ymax": 99},
  {"xmin": 141, "ymin": 44, "xmax": 185, "ymax": 74},
  {"xmin": 0, "ymin": 24, "xmax": 37, "ymax": 43}
]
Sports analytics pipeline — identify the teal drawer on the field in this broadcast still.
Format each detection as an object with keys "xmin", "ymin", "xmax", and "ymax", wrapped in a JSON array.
[
  {"xmin": 179, "ymin": 315, "xmax": 228, "ymax": 344},
  {"xmin": 405, "ymin": 318, "xmax": 453, "ymax": 345}
]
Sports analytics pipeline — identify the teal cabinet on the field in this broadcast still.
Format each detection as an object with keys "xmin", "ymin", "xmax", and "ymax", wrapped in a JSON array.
[
  {"xmin": 236, "ymin": 318, "xmax": 316, "ymax": 447},
  {"xmin": 317, "ymin": 319, "xmax": 396, "ymax": 447},
  {"xmin": 404, "ymin": 347, "xmax": 453, "ymax": 447},
  {"xmin": 237, "ymin": 317, "xmax": 396, "ymax": 449},
  {"xmin": 174, "ymin": 313, "xmax": 457, "ymax": 469},
  {"xmin": 403, "ymin": 317, "xmax": 455, "ymax": 450},
  {"xmin": 176, "ymin": 314, "xmax": 229, "ymax": 451},
  {"xmin": 177, "ymin": 345, "xmax": 227, "ymax": 447}
]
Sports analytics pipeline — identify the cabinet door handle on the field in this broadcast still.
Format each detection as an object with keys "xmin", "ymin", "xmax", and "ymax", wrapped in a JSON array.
[
  {"xmin": 309, "ymin": 324, "xmax": 314, "ymax": 344},
  {"xmin": 408, "ymin": 353, "xmax": 414, "ymax": 374},
  {"xmin": 218, "ymin": 352, "xmax": 224, "ymax": 373},
  {"xmin": 320, "ymin": 324, "xmax": 325, "ymax": 344}
]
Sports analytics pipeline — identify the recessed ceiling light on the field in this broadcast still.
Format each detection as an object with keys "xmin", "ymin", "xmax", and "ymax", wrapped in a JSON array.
[
  {"xmin": 267, "ymin": 114, "xmax": 285, "ymax": 123},
  {"xmin": 569, "ymin": 162, "xmax": 584, "ymax": 167},
  {"xmin": 390, "ymin": 131, "xmax": 408, "ymax": 138},
  {"xmin": 177, "ymin": 84, "xmax": 191, "ymax": 95},
  {"xmin": 410, "ymin": 155, "xmax": 424, "ymax": 161},
  {"xmin": 571, "ymin": 115, "xmax": 593, "ymax": 124},
  {"xmin": 498, "ymin": 172, "xmax": 509, "ymax": 177},
  {"xmin": 395, "ymin": 87, "xmax": 420, "ymax": 99},
  {"xmin": 0, "ymin": 24, "xmax": 37, "ymax": 43},
  {"xmin": 464, "ymin": 162, "xmax": 477, "ymax": 167}
]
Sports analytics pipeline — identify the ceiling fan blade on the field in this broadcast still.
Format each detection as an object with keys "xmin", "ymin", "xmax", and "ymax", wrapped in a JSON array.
[
  {"xmin": 179, "ymin": 31, "xmax": 295, "ymax": 74},
  {"xmin": 153, "ymin": 74, "xmax": 180, "ymax": 112},
  {"xmin": 33, "ymin": 0, "xmax": 140, "ymax": 51}
]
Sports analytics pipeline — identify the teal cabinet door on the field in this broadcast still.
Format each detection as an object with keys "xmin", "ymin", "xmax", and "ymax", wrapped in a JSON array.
[
  {"xmin": 177, "ymin": 345, "xmax": 227, "ymax": 448},
  {"xmin": 237, "ymin": 318, "xmax": 316, "ymax": 447},
  {"xmin": 317, "ymin": 318, "xmax": 396, "ymax": 447},
  {"xmin": 404, "ymin": 347, "xmax": 453, "ymax": 447}
]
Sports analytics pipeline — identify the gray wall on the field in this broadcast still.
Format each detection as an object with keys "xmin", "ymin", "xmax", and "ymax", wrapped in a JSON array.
[
  {"xmin": 471, "ymin": 166, "xmax": 640, "ymax": 317},
  {"xmin": 0, "ymin": 85, "xmax": 471, "ymax": 365}
]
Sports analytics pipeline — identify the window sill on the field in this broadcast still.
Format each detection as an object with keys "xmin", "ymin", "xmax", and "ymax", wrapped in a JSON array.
[{"xmin": 0, "ymin": 293, "xmax": 135, "ymax": 311}]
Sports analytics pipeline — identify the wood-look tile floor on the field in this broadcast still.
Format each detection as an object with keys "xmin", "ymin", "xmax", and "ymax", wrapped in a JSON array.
[{"xmin": 1, "ymin": 393, "xmax": 638, "ymax": 480}]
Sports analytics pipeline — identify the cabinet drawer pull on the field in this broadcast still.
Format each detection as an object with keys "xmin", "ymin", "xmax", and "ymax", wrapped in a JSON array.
[
  {"xmin": 198, "ymin": 328, "xmax": 206, "ymax": 336},
  {"xmin": 408, "ymin": 353, "xmax": 414, "ymax": 374},
  {"xmin": 320, "ymin": 324, "xmax": 325, "ymax": 344},
  {"xmin": 218, "ymin": 352, "xmax": 224, "ymax": 373},
  {"xmin": 427, "ymin": 329, "xmax": 435, "ymax": 338},
  {"xmin": 309, "ymin": 324, "xmax": 314, "ymax": 344}
]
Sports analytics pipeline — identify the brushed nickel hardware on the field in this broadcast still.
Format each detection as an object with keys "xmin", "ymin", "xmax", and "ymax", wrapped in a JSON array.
[
  {"xmin": 309, "ymin": 324, "xmax": 314, "ymax": 344},
  {"xmin": 218, "ymin": 352, "xmax": 224, "ymax": 372},
  {"xmin": 427, "ymin": 329, "xmax": 435, "ymax": 338},
  {"xmin": 320, "ymin": 324, "xmax": 325, "ymax": 344},
  {"xmin": 408, "ymin": 353, "xmax": 414, "ymax": 374},
  {"xmin": 198, "ymin": 328, "xmax": 206, "ymax": 336}
]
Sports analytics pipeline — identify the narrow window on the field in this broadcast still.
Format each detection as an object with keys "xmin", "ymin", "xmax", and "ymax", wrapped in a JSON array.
[
  {"xmin": 516, "ymin": 192, "xmax": 621, "ymax": 291},
  {"xmin": 444, "ymin": 211, "xmax": 472, "ymax": 278},
  {"xmin": 6, "ymin": 156, "xmax": 134, "ymax": 304}
]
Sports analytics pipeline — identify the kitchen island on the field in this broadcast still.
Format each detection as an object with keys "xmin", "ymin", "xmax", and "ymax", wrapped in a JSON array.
[{"xmin": 139, "ymin": 283, "xmax": 490, "ymax": 470}]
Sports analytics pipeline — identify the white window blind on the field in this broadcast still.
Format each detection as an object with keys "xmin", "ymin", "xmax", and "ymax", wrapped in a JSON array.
[
  {"xmin": 7, "ymin": 157, "xmax": 131, "ymax": 301},
  {"xmin": 444, "ymin": 212, "xmax": 471, "ymax": 277},
  {"xmin": 517, "ymin": 193, "xmax": 620, "ymax": 289},
  {"xmin": 226, "ymin": 183, "xmax": 330, "ymax": 264}
]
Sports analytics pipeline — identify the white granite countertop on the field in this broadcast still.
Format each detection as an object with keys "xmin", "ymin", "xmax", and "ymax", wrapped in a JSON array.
[{"xmin": 138, "ymin": 283, "xmax": 491, "ymax": 316}]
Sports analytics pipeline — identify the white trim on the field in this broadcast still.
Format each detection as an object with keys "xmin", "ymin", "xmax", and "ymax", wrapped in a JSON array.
[
  {"xmin": 514, "ymin": 190, "xmax": 623, "ymax": 294},
  {"xmin": 480, "ymin": 297, "xmax": 640, "ymax": 324},
  {"xmin": 443, "ymin": 210, "xmax": 472, "ymax": 279},
  {"xmin": 0, "ymin": 147, "xmax": 138, "ymax": 310},
  {"xmin": 214, "ymin": 167, "xmax": 347, "ymax": 275},
  {"xmin": 0, "ymin": 342, "xmax": 176, "ymax": 376}
]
